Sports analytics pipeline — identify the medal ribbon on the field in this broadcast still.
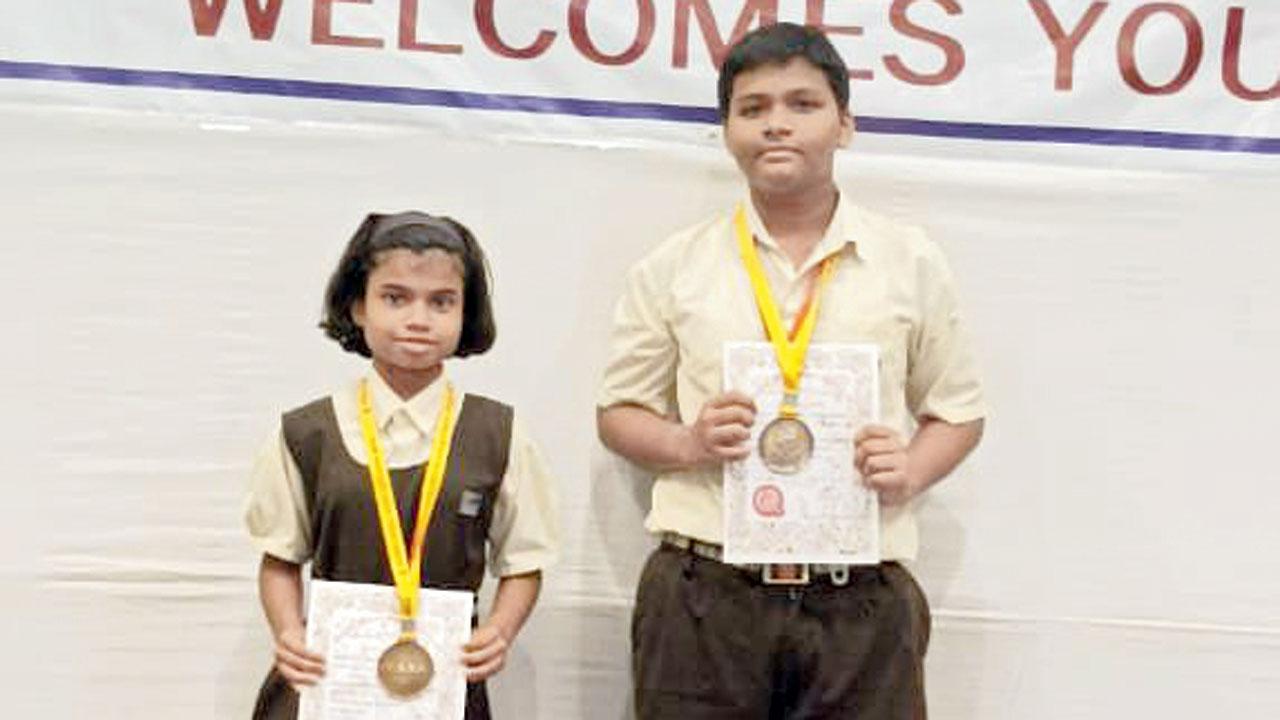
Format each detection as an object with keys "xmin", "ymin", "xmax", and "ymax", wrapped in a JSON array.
[
  {"xmin": 357, "ymin": 379, "xmax": 457, "ymax": 640},
  {"xmin": 734, "ymin": 205, "xmax": 837, "ymax": 417}
]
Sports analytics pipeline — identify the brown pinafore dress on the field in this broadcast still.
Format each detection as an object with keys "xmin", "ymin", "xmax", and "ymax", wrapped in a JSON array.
[{"xmin": 252, "ymin": 393, "xmax": 513, "ymax": 720}]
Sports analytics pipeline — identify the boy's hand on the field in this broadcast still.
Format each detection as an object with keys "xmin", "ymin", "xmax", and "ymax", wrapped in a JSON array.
[
  {"xmin": 461, "ymin": 624, "xmax": 511, "ymax": 682},
  {"xmin": 684, "ymin": 391, "xmax": 757, "ymax": 465},
  {"xmin": 854, "ymin": 424, "xmax": 919, "ymax": 506},
  {"xmin": 274, "ymin": 625, "xmax": 325, "ymax": 690}
]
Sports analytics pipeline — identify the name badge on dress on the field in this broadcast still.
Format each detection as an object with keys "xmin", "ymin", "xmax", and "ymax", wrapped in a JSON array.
[{"xmin": 458, "ymin": 489, "xmax": 484, "ymax": 517}]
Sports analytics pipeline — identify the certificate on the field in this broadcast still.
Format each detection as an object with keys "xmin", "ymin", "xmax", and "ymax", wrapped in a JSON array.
[
  {"xmin": 722, "ymin": 341, "xmax": 881, "ymax": 565},
  {"xmin": 298, "ymin": 580, "xmax": 473, "ymax": 720}
]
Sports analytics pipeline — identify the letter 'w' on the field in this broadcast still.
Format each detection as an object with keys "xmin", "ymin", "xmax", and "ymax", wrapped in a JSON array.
[{"xmin": 189, "ymin": 0, "xmax": 284, "ymax": 40}]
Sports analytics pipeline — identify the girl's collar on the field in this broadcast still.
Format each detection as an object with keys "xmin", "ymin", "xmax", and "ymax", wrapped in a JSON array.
[{"xmin": 364, "ymin": 366, "xmax": 450, "ymax": 432}]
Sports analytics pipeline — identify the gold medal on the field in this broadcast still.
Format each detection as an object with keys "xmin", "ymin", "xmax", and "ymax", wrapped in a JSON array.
[
  {"xmin": 734, "ymin": 206, "xmax": 838, "ymax": 472},
  {"xmin": 377, "ymin": 637, "xmax": 435, "ymax": 698},
  {"xmin": 758, "ymin": 415, "xmax": 814, "ymax": 475},
  {"xmin": 358, "ymin": 380, "xmax": 457, "ymax": 697}
]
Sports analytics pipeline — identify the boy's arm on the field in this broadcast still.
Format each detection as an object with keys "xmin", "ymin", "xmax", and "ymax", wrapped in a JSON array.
[
  {"xmin": 259, "ymin": 554, "xmax": 325, "ymax": 688},
  {"xmin": 855, "ymin": 229, "xmax": 986, "ymax": 504},
  {"xmin": 461, "ymin": 571, "xmax": 541, "ymax": 682},
  {"xmin": 906, "ymin": 416, "xmax": 984, "ymax": 493},
  {"xmin": 855, "ymin": 417, "xmax": 984, "ymax": 505},
  {"xmin": 597, "ymin": 391, "xmax": 758, "ymax": 472}
]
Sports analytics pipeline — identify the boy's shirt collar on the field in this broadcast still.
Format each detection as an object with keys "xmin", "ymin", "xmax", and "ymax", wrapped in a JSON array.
[{"xmin": 740, "ymin": 191, "xmax": 863, "ymax": 274}]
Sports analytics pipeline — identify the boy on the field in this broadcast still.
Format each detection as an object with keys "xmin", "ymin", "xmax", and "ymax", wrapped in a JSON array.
[{"xmin": 597, "ymin": 22, "xmax": 985, "ymax": 719}]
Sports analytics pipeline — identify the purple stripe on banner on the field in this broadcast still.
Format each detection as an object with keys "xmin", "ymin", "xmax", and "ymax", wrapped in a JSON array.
[
  {"xmin": 2, "ymin": 59, "xmax": 1277, "ymax": 155},
  {"xmin": 855, "ymin": 117, "xmax": 1279, "ymax": 155}
]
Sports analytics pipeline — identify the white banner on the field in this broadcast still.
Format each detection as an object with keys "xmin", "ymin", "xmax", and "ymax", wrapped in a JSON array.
[{"xmin": 1, "ymin": 1, "xmax": 1276, "ymax": 152}]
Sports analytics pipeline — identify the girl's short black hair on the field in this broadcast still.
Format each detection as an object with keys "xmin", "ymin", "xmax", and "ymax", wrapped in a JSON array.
[
  {"xmin": 320, "ymin": 211, "xmax": 496, "ymax": 358},
  {"xmin": 717, "ymin": 22, "xmax": 850, "ymax": 121}
]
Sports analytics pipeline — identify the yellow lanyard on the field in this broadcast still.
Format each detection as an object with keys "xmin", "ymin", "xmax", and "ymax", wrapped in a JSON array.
[
  {"xmin": 357, "ymin": 379, "xmax": 457, "ymax": 637},
  {"xmin": 734, "ymin": 205, "xmax": 837, "ymax": 417}
]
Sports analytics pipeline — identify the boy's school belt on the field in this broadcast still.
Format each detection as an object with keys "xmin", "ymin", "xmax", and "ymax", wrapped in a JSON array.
[{"xmin": 660, "ymin": 532, "xmax": 859, "ymax": 587}]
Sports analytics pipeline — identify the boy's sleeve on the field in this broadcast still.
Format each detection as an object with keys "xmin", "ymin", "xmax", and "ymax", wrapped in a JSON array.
[
  {"xmin": 487, "ymin": 415, "xmax": 560, "ymax": 578},
  {"xmin": 905, "ymin": 239, "xmax": 987, "ymax": 424},
  {"xmin": 244, "ymin": 426, "xmax": 313, "ymax": 564},
  {"xmin": 596, "ymin": 255, "xmax": 678, "ymax": 416}
]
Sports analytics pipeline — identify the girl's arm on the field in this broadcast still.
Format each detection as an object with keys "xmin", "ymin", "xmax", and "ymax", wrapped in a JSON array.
[
  {"xmin": 258, "ymin": 554, "xmax": 326, "ymax": 688},
  {"xmin": 461, "ymin": 571, "xmax": 542, "ymax": 682}
]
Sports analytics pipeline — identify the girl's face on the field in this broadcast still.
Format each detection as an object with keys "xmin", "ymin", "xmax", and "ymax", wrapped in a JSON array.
[{"xmin": 352, "ymin": 248, "xmax": 465, "ymax": 385}]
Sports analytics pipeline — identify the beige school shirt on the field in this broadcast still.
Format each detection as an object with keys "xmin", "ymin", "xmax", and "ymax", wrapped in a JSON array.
[
  {"xmin": 245, "ymin": 369, "xmax": 559, "ymax": 577},
  {"xmin": 597, "ymin": 194, "xmax": 985, "ymax": 560}
]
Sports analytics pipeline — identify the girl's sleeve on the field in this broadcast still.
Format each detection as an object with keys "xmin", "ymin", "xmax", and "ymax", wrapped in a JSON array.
[
  {"xmin": 243, "ymin": 424, "xmax": 313, "ymax": 564},
  {"xmin": 487, "ymin": 414, "xmax": 560, "ymax": 577}
]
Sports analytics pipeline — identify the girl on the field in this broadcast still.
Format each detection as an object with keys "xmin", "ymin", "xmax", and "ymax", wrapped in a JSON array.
[{"xmin": 246, "ymin": 211, "xmax": 559, "ymax": 719}]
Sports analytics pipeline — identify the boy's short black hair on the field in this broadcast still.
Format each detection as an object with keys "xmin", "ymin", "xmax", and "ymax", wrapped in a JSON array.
[
  {"xmin": 717, "ymin": 22, "xmax": 850, "ymax": 121},
  {"xmin": 320, "ymin": 211, "xmax": 496, "ymax": 358}
]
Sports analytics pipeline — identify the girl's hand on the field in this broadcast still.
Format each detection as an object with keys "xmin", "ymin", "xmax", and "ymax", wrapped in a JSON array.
[
  {"xmin": 461, "ymin": 624, "xmax": 510, "ymax": 682},
  {"xmin": 274, "ymin": 625, "xmax": 325, "ymax": 690},
  {"xmin": 854, "ymin": 424, "xmax": 919, "ymax": 506}
]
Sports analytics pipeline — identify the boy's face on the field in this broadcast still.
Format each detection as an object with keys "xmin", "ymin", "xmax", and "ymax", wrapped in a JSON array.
[
  {"xmin": 723, "ymin": 57, "xmax": 853, "ymax": 198},
  {"xmin": 352, "ymin": 248, "xmax": 464, "ymax": 378}
]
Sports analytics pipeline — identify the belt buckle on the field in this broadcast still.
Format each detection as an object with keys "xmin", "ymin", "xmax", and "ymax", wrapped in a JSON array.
[
  {"xmin": 762, "ymin": 563, "xmax": 810, "ymax": 585},
  {"xmin": 829, "ymin": 565, "xmax": 850, "ymax": 586}
]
